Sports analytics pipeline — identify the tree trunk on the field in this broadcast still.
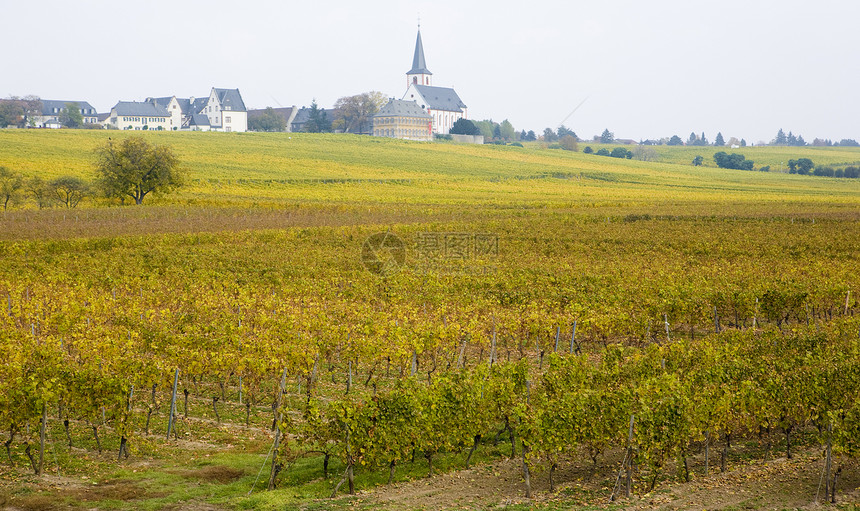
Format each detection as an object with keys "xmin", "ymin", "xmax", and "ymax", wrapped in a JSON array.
[
  {"xmin": 388, "ymin": 459, "xmax": 396, "ymax": 485},
  {"xmin": 323, "ymin": 453, "xmax": 330, "ymax": 479},
  {"xmin": 183, "ymin": 388, "xmax": 189, "ymax": 418},
  {"xmin": 92, "ymin": 424, "xmax": 102, "ymax": 453},
  {"xmin": 63, "ymin": 419, "xmax": 72, "ymax": 448},
  {"xmin": 465, "ymin": 434, "xmax": 481, "ymax": 469},
  {"xmin": 522, "ymin": 441, "xmax": 531, "ymax": 498},
  {"xmin": 549, "ymin": 462, "xmax": 557, "ymax": 492},
  {"xmin": 347, "ymin": 463, "xmax": 355, "ymax": 494},
  {"xmin": 425, "ymin": 452, "xmax": 433, "ymax": 477},
  {"xmin": 212, "ymin": 396, "xmax": 220, "ymax": 423}
]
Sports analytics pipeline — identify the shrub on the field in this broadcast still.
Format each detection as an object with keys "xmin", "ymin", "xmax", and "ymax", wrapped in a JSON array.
[
  {"xmin": 510, "ymin": 142, "xmax": 523, "ymax": 147},
  {"xmin": 692, "ymin": 155, "xmax": 703, "ymax": 166},
  {"xmin": 583, "ymin": 146, "xmax": 593, "ymax": 154},
  {"xmin": 759, "ymin": 165, "xmax": 770, "ymax": 172},
  {"xmin": 713, "ymin": 151, "xmax": 754, "ymax": 170},
  {"xmin": 559, "ymin": 135, "xmax": 578, "ymax": 152},
  {"xmin": 813, "ymin": 166, "xmax": 835, "ymax": 177},
  {"xmin": 844, "ymin": 166, "xmax": 859, "ymax": 178},
  {"xmin": 596, "ymin": 148, "xmax": 610, "ymax": 156}
]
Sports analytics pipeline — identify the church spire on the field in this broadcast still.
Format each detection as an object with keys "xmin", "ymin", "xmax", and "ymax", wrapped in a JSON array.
[{"xmin": 407, "ymin": 28, "xmax": 432, "ymax": 87}]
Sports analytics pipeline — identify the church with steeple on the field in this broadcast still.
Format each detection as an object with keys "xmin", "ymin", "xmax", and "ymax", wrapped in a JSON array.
[{"xmin": 401, "ymin": 28, "xmax": 468, "ymax": 135}]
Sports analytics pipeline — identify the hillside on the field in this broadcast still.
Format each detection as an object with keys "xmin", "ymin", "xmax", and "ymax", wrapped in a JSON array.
[{"xmin": 0, "ymin": 131, "xmax": 858, "ymax": 212}]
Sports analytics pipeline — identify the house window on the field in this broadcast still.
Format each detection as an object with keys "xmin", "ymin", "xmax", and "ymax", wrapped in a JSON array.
[{"xmin": 226, "ymin": 116, "xmax": 231, "ymax": 123}]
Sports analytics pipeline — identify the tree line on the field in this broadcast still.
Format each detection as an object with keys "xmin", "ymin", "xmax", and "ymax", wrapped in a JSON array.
[{"xmin": 0, "ymin": 137, "xmax": 184, "ymax": 210}]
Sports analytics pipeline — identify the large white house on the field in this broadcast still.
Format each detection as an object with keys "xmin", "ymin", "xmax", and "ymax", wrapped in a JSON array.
[
  {"xmin": 31, "ymin": 100, "xmax": 99, "ymax": 128},
  {"xmin": 400, "ymin": 29, "xmax": 467, "ymax": 135},
  {"xmin": 143, "ymin": 88, "xmax": 248, "ymax": 132},
  {"xmin": 108, "ymin": 101, "xmax": 171, "ymax": 130}
]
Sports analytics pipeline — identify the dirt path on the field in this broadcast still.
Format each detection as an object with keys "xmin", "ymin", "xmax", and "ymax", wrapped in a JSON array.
[{"xmin": 363, "ymin": 448, "xmax": 860, "ymax": 510}]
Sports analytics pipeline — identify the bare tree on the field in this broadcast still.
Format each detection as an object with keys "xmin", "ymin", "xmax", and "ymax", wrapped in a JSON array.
[{"xmin": 334, "ymin": 91, "xmax": 387, "ymax": 134}]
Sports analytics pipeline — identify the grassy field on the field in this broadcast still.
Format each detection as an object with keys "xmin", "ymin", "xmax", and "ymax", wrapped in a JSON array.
[
  {"xmin": 0, "ymin": 130, "xmax": 859, "ymax": 511},
  {"xmin": 0, "ymin": 130, "xmax": 858, "ymax": 210}
]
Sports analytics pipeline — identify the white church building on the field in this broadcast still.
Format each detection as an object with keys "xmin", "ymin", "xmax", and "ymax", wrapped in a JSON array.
[{"xmin": 401, "ymin": 29, "xmax": 468, "ymax": 135}]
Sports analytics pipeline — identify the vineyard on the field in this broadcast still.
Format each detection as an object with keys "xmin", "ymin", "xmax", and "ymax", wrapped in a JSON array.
[{"xmin": 0, "ymin": 131, "xmax": 859, "ymax": 509}]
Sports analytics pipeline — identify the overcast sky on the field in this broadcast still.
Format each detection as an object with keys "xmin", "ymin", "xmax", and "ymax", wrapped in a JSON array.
[{"xmin": 4, "ymin": 0, "xmax": 859, "ymax": 143}]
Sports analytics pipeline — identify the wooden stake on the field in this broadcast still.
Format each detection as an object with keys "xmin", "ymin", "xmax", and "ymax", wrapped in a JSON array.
[{"xmin": 166, "ymin": 369, "xmax": 179, "ymax": 440}]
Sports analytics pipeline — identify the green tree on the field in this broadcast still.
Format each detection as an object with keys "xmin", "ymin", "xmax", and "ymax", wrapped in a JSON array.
[
  {"xmin": 499, "ymin": 119, "xmax": 516, "ymax": 141},
  {"xmin": 773, "ymin": 129, "xmax": 787, "ymax": 145},
  {"xmin": 95, "ymin": 137, "xmax": 183, "ymax": 205},
  {"xmin": 667, "ymin": 135, "xmax": 683, "ymax": 146},
  {"xmin": 0, "ymin": 166, "xmax": 24, "ymax": 210},
  {"xmin": 557, "ymin": 125, "xmax": 577, "ymax": 140},
  {"xmin": 49, "ymin": 176, "xmax": 88, "ymax": 208},
  {"xmin": 795, "ymin": 158, "xmax": 814, "ymax": 175},
  {"xmin": 249, "ymin": 107, "xmax": 287, "ymax": 132},
  {"xmin": 525, "ymin": 130, "xmax": 537, "ymax": 142},
  {"xmin": 60, "ymin": 102, "xmax": 83, "ymax": 128},
  {"xmin": 304, "ymin": 100, "xmax": 331, "ymax": 133},
  {"xmin": 600, "ymin": 129, "xmax": 614, "ymax": 143},
  {"xmin": 450, "ymin": 118, "xmax": 480, "ymax": 136},
  {"xmin": 610, "ymin": 147, "xmax": 632, "ymax": 159},
  {"xmin": 714, "ymin": 132, "xmax": 725, "ymax": 146},
  {"xmin": 542, "ymin": 128, "xmax": 558, "ymax": 142},
  {"xmin": 692, "ymin": 155, "xmax": 703, "ymax": 166}
]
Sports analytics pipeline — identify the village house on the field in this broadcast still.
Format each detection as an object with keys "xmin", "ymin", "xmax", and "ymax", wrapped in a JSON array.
[
  {"xmin": 108, "ymin": 101, "xmax": 171, "ymax": 130},
  {"xmin": 32, "ymin": 100, "xmax": 99, "ymax": 128}
]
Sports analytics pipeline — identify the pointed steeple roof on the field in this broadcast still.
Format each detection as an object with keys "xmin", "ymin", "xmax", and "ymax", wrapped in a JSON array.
[{"xmin": 407, "ymin": 29, "xmax": 432, "ymax": 75}]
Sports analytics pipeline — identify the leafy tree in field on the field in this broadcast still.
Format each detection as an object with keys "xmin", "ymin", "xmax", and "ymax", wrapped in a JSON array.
[
  {"xmin": 795, "ymin": 158, "xmax": 814, "ymax": 175},
  {"xmin": 692, "ymin": 155, "xmax": 703, "ymax": 166},
  {"xmin": 0, "ymin": 166, "xmax": 24, "ymax": 210},
  {"xmin": 788, "ymin": 159, "xmax": 797, "ymax": 173},
  {"xmin": 714, "ymin": 132, "xmax": 725, "ymax": 146},
  {"xmin": 559, "ymin": 135, "xmax": 578, "ymax": 151},
  {"xmin": 542, "ymin": 128, "xmax": 558, "ymax": 142},
  {"xmin": 759, "ymin": 165, "xmax": 770, "ymax": 172},
  {"xmin": 524, "ymin": 130, "xmax": 537, "ymax": 142},
  {"xmin": 333, "ymin": 91, "xmax": 386, "ymax": 134},
  {"xmin": 843, "ymin": 166, "xmax": 859, "ymax": 178},
  {"xmin": 493, "ymin": 124, "xmax": 502, "ymax": 140},
  {"xmin": 667, "ymin": 135, "xmax": 683, "ymax": 146},
  {"xmin": 632, "ymin": 145, "xmax": 658, "ymax": 161},
  {"xmin": 583, "ymin": 146, "xmax": 593, "ymax": 154},
  {"xmin": 600, "ymin": 129, "xmax": 614, "ymax": 143},
  {"xmin": 610, "ymin": 147, "xmax": 632, "ymax": 159},
  {"xmin": 249, "ymin": 107, "xmax": 287, "ymax": 132},
  {"xmin": 95, "ymin": 137, "xmax": 183, "ymax": 205},
  {"xmin": 837, "ymin": 139, "xmax": 859, "ymax": 147},
  {"xmin": 49, "ymin": 176, "xmax": 88, "ymax": 208},
  {"xmin": 688, "ymin": 132, "xmax": 698, "ymax": 145},
  {"xmin": 60, "ymin": 102, "xmax": 83, "ymax": 128},
  {"xmin": 713, "ymin": 151, "xmax": 754, "ymax": 170},
  {"xmin": 304, "ymin": 100, "xmax": 331, "ymax": 133},
  {"xmin": 813, "ymin": 166, "xmax": 835, "ymax": 177},
  {"xmin": 450, "ymin": 118, "xmax": 480, "ymax": 136},
  {"xmin": 740, "ymin": 139, "xmax": 747, "ymax": 147},
  {"xmin": 596, "ymin": 148, "xmax": 610, "ymax": 156},
  {"xmin": 25, "ymin": 176, "xmax": 51, "ymax": 209}
]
